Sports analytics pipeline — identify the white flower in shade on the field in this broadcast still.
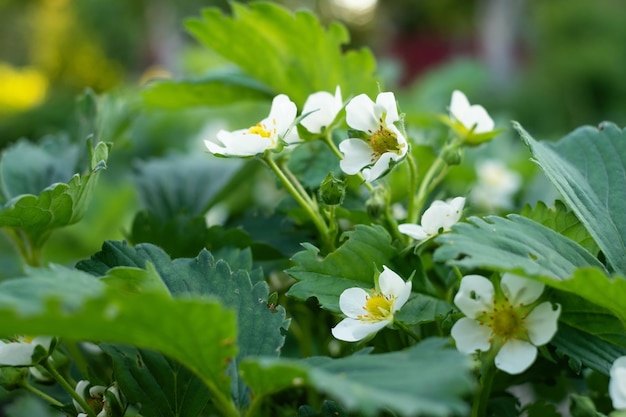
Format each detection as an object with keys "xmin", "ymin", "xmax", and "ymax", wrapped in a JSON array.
[
  {"xmin": 74, "ymin": 380, "xmax": 124, "ymax": 417},
  {"xmin": 339, "ymin": 92, "xmax": 408, "ymax": 182},
  {"xmin": 332, "ymin": 266, "xmax": 412, "ymax": 342},
  {"xmin": 399, "ymin": 197, "xmax": 465, "ymax": 241},
  {"xmin": 204, "ymin": 94, "xmax": 299, "ymax": 157},
  {"xmin": 0, "ymin": 336, "xmax": 53, "ymax": 366},
  {"xmin": 451, "ymin": 273, "xmax": 560, "ymax": 375},
  {"xmin": 610, "ymin": 356, "xmax": 626, "ymax": 409},
  {"xmin": 471, "ymin": 160, "xmax": 522, "ymax": 210},
  {"xmin": 301, "ymin": 86, "xmax": 343, "ymax": 134}
]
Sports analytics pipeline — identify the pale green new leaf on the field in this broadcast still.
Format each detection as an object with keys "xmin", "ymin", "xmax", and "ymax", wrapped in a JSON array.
[
  {"xmin": 286, "ymin": 225, "xmax": 397, "ymax": 312},
  {"xmin": 240, "ymin": 338, "xmax": 474, "ymax": 417},
  {"xmin": 515, "ymin": 121, "xmax": 626, "ymax": 274},
  {"xmin": 142, "ymin": 70, "xmax": 273, "ymax": 109},
  {"xmin": 185, "ymin": 2, "xmax": 379, "ymax": 106}
]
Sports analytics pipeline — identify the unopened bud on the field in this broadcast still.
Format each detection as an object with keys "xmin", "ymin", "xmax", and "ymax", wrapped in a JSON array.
[
  {"xmin": 441, "ymin": 145, "xmax": 463, "ymax": 166},
  {"xmin": 366, "ymin": 187, "xmax": 389, "ymax": 219},
  {"xmin": 0, "ymin": 367, "xmax": 28, "ymax": 390},
  {"xmin": 318, "ymin": 173, "xmax": 345, "ymax": 206}
]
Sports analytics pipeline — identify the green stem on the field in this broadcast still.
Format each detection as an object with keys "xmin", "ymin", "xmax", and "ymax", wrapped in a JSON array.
[
  {"xmin": 406, "ymin": 153, "xmax": 419, "ymax": 223},
  {"xmin": 244, "ymin": 394, "xmax": 265, "ymax": 417},
  {"xmin": 394, "ymin": 321, "xmax": 420, "ymax": 342},
  {"xmin": 411, "ymin": 156, "xmax": 447, "ymax": 223},
  {"xmin": 42, "ymin": 358, "xmax": 97, "ymax": 417},
  {"xmin": 323, "ymin": 133, "xmax": 344, "ymax": 161},
  {"xmin": 4, "ymin": 228, "xmax": 41, "ymax": 267},
  {"xmin": 471, "ymin": 359, "xmax": 497, "ymax": 417},
  {"xmin": 264, "ymin": 154, "xmax": 333, "ymax": 251},
  {"xmin": 22, "ymin": 381, "xmax": 63, "ymax": 407}
]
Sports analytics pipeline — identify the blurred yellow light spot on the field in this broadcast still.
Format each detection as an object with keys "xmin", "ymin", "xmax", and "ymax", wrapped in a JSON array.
[{"xmin": 0, "ymin": 64, "xmax": 48, "ymax": 114}]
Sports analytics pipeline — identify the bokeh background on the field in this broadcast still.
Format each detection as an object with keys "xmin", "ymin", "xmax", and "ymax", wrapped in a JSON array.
[{"xmin": 2, "ymin": 0, "xmax": 626, "ymax": 142}]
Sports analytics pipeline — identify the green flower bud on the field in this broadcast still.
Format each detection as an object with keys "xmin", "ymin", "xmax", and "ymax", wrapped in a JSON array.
[
  {"xmin": 441, "ymin": 145, "xmax": 463, "ymax": 166},
  {"xmin": 0, "ymin": 366, "xmax": 28, "ymax": 390},
  {"xmin": 318, "ymin": 173, "xmax": 345, "ymax": 206},
  {"xmin": 366, "ymin": 187, "xmax": 389, "ymax": 219}
]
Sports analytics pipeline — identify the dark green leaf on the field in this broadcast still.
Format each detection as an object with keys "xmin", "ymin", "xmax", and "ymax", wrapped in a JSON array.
[
  {"xmin": 241, "ymin": 338, "xmax": 474, "ymax": 417},
  {"xmin": 286, "ymin": 225, "xmax": 397, "ymax": 312},
  {"xmin": 434, "ymin": 215, "xmax": 606, "ymax": 279},
  {"xmin": 101, "ymin": 345, "xmax": 210, "ymax": 417},
  {"xmin": 515, "ymin": 121, "xmax": 626, "ymax": 274},
  {"xmin": 521, "ymin": 200, "xmax": 599, "ymax": 255},
  {"xmin": 394, "ymin": 293, "xmax": 453, "ymax": 326},
  {"xmin": 287, "ymin": 141, "xmax": 341, "ymax": 190}
]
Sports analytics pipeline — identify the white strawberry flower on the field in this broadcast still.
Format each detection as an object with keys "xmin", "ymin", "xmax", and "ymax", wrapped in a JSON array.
[
  {"xmin": 451, "ymin": 273, "xmax": 560, "ymax": 375},
  {"xmin": 332, "ymin": 266, "xmax": 412, "ymax": 342},
  {"xmin": 445, "ymin": 90, "xmax": 497, "ymax": 145},
  {"xmin": 204, "ymin": 94, "xmax": 299, "ymax": 157},
  {"xmin": 399, "ymin": 197, "xmax": 465, "ymax": 241},
  {"xmin": 610, "ymin": 356, "xmax": 626, "ymax": 410},
  {"xmin": 301, "ymin": 86, "xmax": 343, "ymax": 134},
  {"xmin": 339, "ymin": 92, "xmax": 408, "ymax": 182},
  {"xmin": 0, "ymin": 336, "xmax": 54, "ymax": 366}
]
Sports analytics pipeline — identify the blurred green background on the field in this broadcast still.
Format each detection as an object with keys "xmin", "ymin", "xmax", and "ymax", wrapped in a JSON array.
[{"xmin": 2, "ymin": 0, "xmax": 626, "ymax": 142}]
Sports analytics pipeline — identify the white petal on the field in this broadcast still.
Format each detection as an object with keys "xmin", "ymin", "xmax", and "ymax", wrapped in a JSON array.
[
  {"xmin": 500, "ymin": 273, "xmax": 545, "ymax": 306},
  {"xmin": 338, "ymin": 287, "xmax": 369, "ymax": 318},
  {"xmin": 301, "ymin": 88, "xmax": 343, "ymax": 133},
  {"xmin": 339, "ymin": 139, "xmax": 373, "ymax": 175},
  {"xmin": 398, "ymin": 224, "xmax": 428, "ymax": 240},
  {"xmin": 449, "ymin": 90, "xmax": 470, "ymax": 122},
  {"xmin": 0, "ymin": 341, "xmax": 38, "ymax": 366},
  {"xmin": 73, "ymin": 380, "xmax": 91, "ymax": 412},
  {"xmin": 378, "ymin": 266, "xmax": 412, "ymax": 312},
  {"xmin": 464, "ymin": 104, "xmax": 494, "ymax": 133},
  {"xmin": 375, "ymin": 92, "xmax": 399, "ymax": 124},
  {"xmin": 494, "ymin": 339, "xmax": 537, "ymax": 374},
  {"xmin": 450, "ymin": 317, "xmax": 492, "ymax": 354},
  {"xmin": 454, "ymin": 274, "xmax": 494, "ymax": 318},
  {"xmin": 420, "ymin": 200, "xmax": 453, "ymax": 235},
  {"xmin": 610, "ymin": 357, "xmax": 626, "ymax": 409},
  {"xmin": 442, "ymin": 197, "xmax": 465, "ymax": 229},
  {"xmin": 525, "ymin": 302, "xmax": 560, "ymax": 346},
  {"xmin": 206, "ymin": 129, "xmax": 273, "ymax": 157},
  {"xmin": 266, "ymin": 94, "xmax": 297, "ymax": 135},
  {"xmin": 331, "ymin": 318, "xmax": 389, "ymax": 342},
  {"xmin": 346, "ymin": 94, "xmax": 379, "ymax": 133},
  {"xmin": 365, "ymin": 152, "xmax": 395, "ymax": 182}
]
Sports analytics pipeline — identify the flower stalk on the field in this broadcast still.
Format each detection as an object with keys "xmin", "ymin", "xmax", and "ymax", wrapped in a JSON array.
[{"xmin": 42, "ymin": 358, "xmax": 98, "ymax": 417}]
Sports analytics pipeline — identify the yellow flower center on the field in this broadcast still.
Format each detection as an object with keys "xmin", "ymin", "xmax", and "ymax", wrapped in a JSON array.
[
  {"xmin": 247, "ymin": 123, "xmax": 272, "ymax": 138},
  {"xmin": 485, "ymin": 301, "xmax": 527, "ymax": 341},
  {"xmin": 358, "ymin": 291, "xmax": 395, "ymax": 322},
  {"xmin": 369, "ymin": 126, "xmax": 402, "ymax": 159}
]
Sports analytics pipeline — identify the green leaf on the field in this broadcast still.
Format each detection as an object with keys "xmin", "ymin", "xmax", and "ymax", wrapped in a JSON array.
[
  {"xmin": 434, "ymin": 215, "xmax": 606, "ymax": 279},
  {"xmin": 0, "ymin": 139, "xmax": 109, "ymax": 251},
  {"xmin": 77, "ymin": 242, "xmax": 287, "ymax": 407},
  {"xmin": 185, "ymin": 2, "xmax": 379, "ymax": 106},
  {"xmin": 287, "ymin": 140, "xmax": 341, "ymax": 190},
  {"xmin": 240, "ymin": 338, "xmax": 474, "ymax": 417},
  {"xmin": 133, "ymin": 154, "xmax": 241, "ymax": 221},
  {"xmin": 0, "ymin": 267, "xmax": 238, "ymax": 413},
  {"xmin": 286, "ymin": 225, "xmax": 397, "ymax": 312},
  {"xmin": 521, "ymin": 200, "xmax": 599, "ymax": 255},
  {"xmin": 101, "ymin": 345, "xmax": 210, "ymax": 417},
  {"xmin": 142, "ymin": 70, "xmax": 273, "ymax": 109},
  {"xmin": 515, "ymin": 121, "xmax": 626, "ymax": 274},
  {"xmin": 394, "ymin": 294, "xmax": 453, "ymax": 326}
]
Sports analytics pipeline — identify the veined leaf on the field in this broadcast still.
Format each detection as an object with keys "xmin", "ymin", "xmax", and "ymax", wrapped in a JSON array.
[
  {"xmin": 0, "ymin": 139, "xmax": 109, "ymax": 251},
  {"xmin": 185, "ymin": 2, "xmax": 379, "ymax": 106},
  {"xmin": 434, "ymin": 215, "xmax": 605, "ymax": 279},
  {"xmin": 286, "ymin": 225, "xmax": 397, "ymax": 312},
  {"xmin": 78, "ymin": 242, "xmax": 287, "ymax": 407},
  {"xmin": 515, "ymin": 121, "xmax": 626, "ymax": 274},
  {"xmin": 240, "ymin": 338, "xmax": 474, "ymax": 417},
  {"xmin": 0, "ymin": 266, "xmax": 238, "ymax": 414}
]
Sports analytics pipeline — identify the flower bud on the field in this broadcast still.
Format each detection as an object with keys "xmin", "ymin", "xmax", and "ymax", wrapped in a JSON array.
[
  {"xmin": 441, "ymin": 145, "xmax": 463, "ymax": 166},
  {"xmin": 318, "ymin": 173, "xmax": 345, "ymax": 206},
  {"xmin": 366, "ymin": 187, "xmax": 389, "ymax": 219},
  {"xmin": 0, "ymin": 366, "xmax": 28, "ymax": 390}
]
